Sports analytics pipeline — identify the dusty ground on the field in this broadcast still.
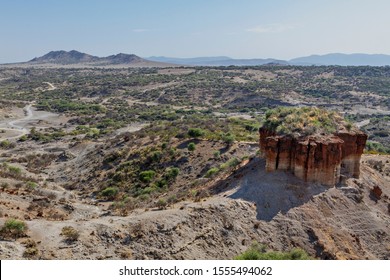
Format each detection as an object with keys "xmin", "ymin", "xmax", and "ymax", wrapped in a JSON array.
[{"xmin": 0, "ymin": 153, "xmax": 388, "ymax": 260}]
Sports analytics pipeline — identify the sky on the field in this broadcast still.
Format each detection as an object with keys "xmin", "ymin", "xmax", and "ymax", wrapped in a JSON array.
[{"xmin": 1, "ymin": 0, "xmax": 390, "ymax": 63}]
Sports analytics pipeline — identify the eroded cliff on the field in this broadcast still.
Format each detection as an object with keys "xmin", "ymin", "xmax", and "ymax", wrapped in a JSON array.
[{"xmin": 259, "ymin": 107, "xmax": 367, "ymax": 186}]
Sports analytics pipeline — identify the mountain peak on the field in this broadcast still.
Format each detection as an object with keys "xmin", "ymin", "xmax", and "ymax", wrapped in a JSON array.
[
  {"xmin": 30, "ymin": 50, "xmax": 98, "ymax": 64},
  {"xmin": 28, "ymin": 50, "xmax": 145, "ymax": 65}
]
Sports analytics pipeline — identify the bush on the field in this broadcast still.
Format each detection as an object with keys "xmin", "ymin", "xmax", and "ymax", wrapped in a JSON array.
[
  {"xmin": 100, "ymin": 187, "xmax": 119, "ymax": 199},
  {"xmin": 205, "ymin": 167, "xmax": 220, "ymax": 178},
  {"xmin": 235, "ymin": 242, "xmax": 311, "ymax": 260},
  {"xmin": 22, "ymin": 239, "xmax": 39, "ymax": 259},
  {"xmin": 187, "ymin": 142, "xmax": 196, "ymax": 151},
  {"xmin": 0, "ymin": 140, "xmax": 15, "ymax": 149},
  {"xmin": 222, "ymin": 133, "xmax": 235, "ymax": 146},
  {"xmin": 150, "ymin": 151, "xmax": 162, "ymax": 162},
  {"xmin": 156, "ymin": 198, "xmax": 167, "ymax": 209},
  {"xmin": 19, "ymin": 135, "xmax": 28, "ymax": 142},
  {"xmin": 220, "ymin": 158, "xmax": 240, "ymax": 170},
  {"xmin": 139, "ymin": 170, "xmax": 156, "ymax": 183},
  {"xmin": 188, "ymin": 128, "xmax": 205, "ymax": 138},
  {"xmin": 26, "ymin": 181, "xmax": 38, "ymax": 189},
  {"xmin": 0, "ymin": 218, "xmax": 28, "ymax": 239},
  {"xmin": 7, "ymin": 165, "xmax": 21, "ymax": 175},
  {"xmin": 61, "ymin": 226, "xmax": 79, "ymax": 242},
  {"xmin": 164, "ymin": 167, "xmax": 180, "ymax": 180}
]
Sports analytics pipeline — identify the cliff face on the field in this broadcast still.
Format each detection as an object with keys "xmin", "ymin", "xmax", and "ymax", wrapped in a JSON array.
[{"xmin": 259, "ymin": 128, "xmax": 367, "ymax": 186}]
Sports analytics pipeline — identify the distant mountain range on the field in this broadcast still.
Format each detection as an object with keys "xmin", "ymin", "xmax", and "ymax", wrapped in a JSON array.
[
  {"xmin": 289, "ymin": 53, "xmax": 390, "ymax": 66},
  {"xmin": 3, "ymin": 50, "xmax": 390, "ymax": 67},
  {"xmin": 147, "ymin": 53, "xmax": 390, "ymax": 67},
  {"xmin": 146, "ymin": 56, "xmax": 289, "ymax": 66}
]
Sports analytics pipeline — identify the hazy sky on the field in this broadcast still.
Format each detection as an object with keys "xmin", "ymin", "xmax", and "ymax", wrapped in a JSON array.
[{"xmin": 1, "ymin": 0, "xmax": 390, "ymax": 63}]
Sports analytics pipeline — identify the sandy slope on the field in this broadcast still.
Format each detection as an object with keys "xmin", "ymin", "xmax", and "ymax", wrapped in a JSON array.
[{"xmin": 0, "ymin": 154, "xmax": 388, "ymax": 260}]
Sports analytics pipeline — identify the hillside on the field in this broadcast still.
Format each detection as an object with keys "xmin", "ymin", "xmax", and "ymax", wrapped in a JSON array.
[
  {"xmin": 0, "ymin": 65, "xmax": 389, "ymax": 260},
  {"xmin": 11, "ymin": 50, "xmax": 174, "ymax": 67},
  {"xmin": 29, "ymin": 50, "xmax": 99, "ymax": 64}
]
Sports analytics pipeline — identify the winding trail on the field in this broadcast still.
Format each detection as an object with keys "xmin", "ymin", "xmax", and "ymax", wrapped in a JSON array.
[
  {"xmin": 0, "ymin": 104, "xmax": 33, "ymax": 140},
  {"xmin": 0, "ymin": 104, "xmax": 58, "ymax": 140},
  {"xmin": 43, "ymin": 82, "xmax": 57, "ymax": 91}
]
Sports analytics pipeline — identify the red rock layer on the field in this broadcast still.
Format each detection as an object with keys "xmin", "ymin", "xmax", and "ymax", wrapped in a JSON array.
[
  {"xmin": 259, "ymin": 129, "xmax": 367, "ymax": 186},
  {"xmin": 336, "ymin": 132, "xmax": 368, "ymax": 178}
]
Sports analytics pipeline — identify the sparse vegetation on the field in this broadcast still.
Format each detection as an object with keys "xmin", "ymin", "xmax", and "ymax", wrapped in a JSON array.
[
  {"xmin": 262, "ymin": 106, "xmax": 348, "ymax": 136},
  {"xmin": 100, "ymin": 187, "xmax": 119, "ymax": 199},
  {"xmin": 205, "ymin": 167, "xmax": 220, "ymax": 178},
  {"xmin": 188, "ymin": 128, "xmax": 205, "ymax": 138},
  {"xmin": 235, "ymin": 242, "xmax": 312, "ymax": 260},
  {"xmin": 0, "ymin": 65, "xmax": 389, "ymax": 260},
  {"xmin": 0, "ymin": 218, "xmax": 28, "ymax": 239},
  {"xmin": 139, "ymin": 170, "xmax": 156, "ymax": 183},
  {"xmin": 61, "ymin": 226, "xmax": 80, "ymax": 242},
  {"xmin": 187, "ymin": 142, "xmax": 196, "ymax": 151}
]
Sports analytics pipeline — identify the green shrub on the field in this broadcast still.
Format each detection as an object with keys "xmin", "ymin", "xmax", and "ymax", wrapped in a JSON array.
[
  {"xmin": 235, "ymin": 242, "xmax": 312, "ymax": 260},
  {"xmin": 19, "ymin": 135, "xmax": 28, "ymax": 142},
  {"xmin": 365, "ymin": 141, "xmax": 390, "ymax": 154},
  {"xmin": 164, "ymin": 167, "xmax": 180, "ymax": 180},
  {"xmin": 188, "ymin": 128, "xmax": 205, "ymax": 138},
  {"xmin": 0, "ymin": 140, "xmax": 15, "ymax": 149},
  {"xmin": 213, "ymin": 151, "xmax": 221, "ymax": 158},
  {"xmin": 142, "ymin": 186, "xmax": 157, "ymax": 195},
  {"xmin": 7, "ymin": 165, "xmax": 21, "ymax": 175},
  {"xmin": 220, "ymin": 158, "xmax": 240, "ymax": 170},
  {"xmin": 187, "ymin": 142, "xmax": 196, "ymax": 151},
  {"xmin": 156, "ymin": 179, "xmax": 168, "ymax": 188},
  {"xmin": 205, "ymin": 167, "xmax": 220, "ymax": 178},
  {"xmin": 0, "ymin": 218, "xmax": 28, "ymax": 239},
  {"xmin": 100, "ymin": 187, "xmax": 119, "ymax": 198},
  {"xmin": 25, "ymin": 181, "xmax": 38, "ymax": 189},
  {"xmin": 150, "ymin": 151, "xmax": 162, "ymax": 162},
  {"xmin": 222, "ymin": 133, "xmax": 235, "ymax": 145},
  {"xmin": 139, "ymin": 170, "xmax": 156, "ymax": 183}
]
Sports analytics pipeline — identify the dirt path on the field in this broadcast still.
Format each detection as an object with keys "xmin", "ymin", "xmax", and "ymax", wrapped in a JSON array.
[
  {"xmin": 0, "ymin": 104, "xmax": 59, "ymax": 140},
  {"xmin": 355, "ymin": 119, "xmax": 370, "ymax": 128},
  {"xmin": 43, "ymin": 82, "xmax": 57, "ymax": 91}
]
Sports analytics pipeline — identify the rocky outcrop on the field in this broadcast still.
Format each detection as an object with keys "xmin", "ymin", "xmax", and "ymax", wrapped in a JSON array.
[
  {"xmin": 337, "ymin": 132, "xmax": 368, "ymax": 178},
  {"xmin": 259, "ymin": 127, "xmax": 367, "ymax": 186}
]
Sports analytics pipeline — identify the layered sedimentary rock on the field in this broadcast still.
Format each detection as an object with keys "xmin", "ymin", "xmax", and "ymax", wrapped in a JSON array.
[
  {"xmin": 259, "ymin": 127, "xmax": 367, "ymax": 186},
  {"xmin": 337, "ymin": 132, "xmax": 368, "ymax": 178}
]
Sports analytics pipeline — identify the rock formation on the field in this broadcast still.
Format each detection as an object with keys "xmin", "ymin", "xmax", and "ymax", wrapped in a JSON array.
[{"xmin": 259, "ymin": 107, "xmax": 367, "ymax": 186}]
